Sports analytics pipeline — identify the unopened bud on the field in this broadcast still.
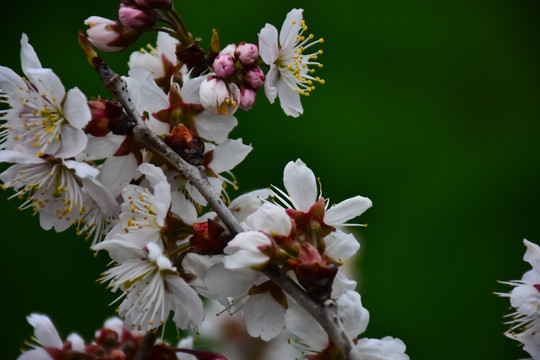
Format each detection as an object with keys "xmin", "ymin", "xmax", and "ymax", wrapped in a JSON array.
[
  {"xmin": 119, "ymin": 4, "xmax": 156, "ymax": 29},
  {"xmin": 235, "ymin": 42, "xmax": 259, "ymax": 67},
  {"xmin": 134, "ymin": 0, "xmax": 172, "ymax": 10},
  {"xmin": 85, "ymin": 100, "xmax": 109, "ymax": 136},
  {"xmin": 212, "ymin": 54, "xmax": 236, "ymax": 78},
  {"xmin": 243, "ymin": 66, "xmax": 265, "ymax": 89},
  {"xmin": 239, "ymin": 86, "xmax": 257, "ymax": 111},
  {"xmin": 84, "ymin": 16, "xmax": 139, "ymax": 52}
]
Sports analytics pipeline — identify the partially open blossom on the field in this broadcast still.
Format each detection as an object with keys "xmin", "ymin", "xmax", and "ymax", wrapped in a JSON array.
[
  {"xmin": 235, "ymin": 42, "xmax": 259, "ymax": 67},
  {"xmin": 199, "ymin": 76, "xmax": 240, "ymax": 116},
  {"xmin": 85, "ymin": 16, "xmax": 138, "ymax": 52},
  {"xmin": 119, "ymin": 4, "xmax": 156, "ymax": 29}
]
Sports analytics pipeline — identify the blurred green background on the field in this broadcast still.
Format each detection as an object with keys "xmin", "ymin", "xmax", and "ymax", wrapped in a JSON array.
[{"xmin": 1, "ymin": 0, "xmax": 540, "ymax": 359}]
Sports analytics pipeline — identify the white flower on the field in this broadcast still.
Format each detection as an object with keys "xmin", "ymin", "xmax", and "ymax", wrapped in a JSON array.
[
  {"xmin": 129, "ymin": 31, "xmax": 180, "ymax": 80},
  {"xmin": 272, "ymin": 159, "xmax": 371, "ymax": 261},
  {"xmin": 277, "ymin": 159, "xmax": 372, "ymax": 222},
  {"xmin": 500, "ymin": 239, "xmax": 540, "ymax": 356},
  {"xmin": 0, "ymin": 149, "xmax": 100, "ymax": 232},
  {"xmin": 259, "ymin": 8, "xmax": 324, "ymax": 117},
  {"xmin": 0, "ymin": 34, "xmax": 90, "ymax": 158},
  {"xmin": 104, "ymin": 163, "xmax": 171, "ymax": 247},
  {"xmin": 93, "ymin": 240, "xmax": 204, "ymax": 331}
]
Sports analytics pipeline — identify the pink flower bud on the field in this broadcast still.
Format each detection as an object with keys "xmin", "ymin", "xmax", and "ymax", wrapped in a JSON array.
[
  {"xmin": 119, "ymin": 4, "xmax": 156, "ymax": 29},
  {"xmin": 133, "ymin": 0, "xmax": 172, "ymax": 10},
  {"xmin": 239, "ymin": 86, "xmax": 257, "ymax": 111},
  {"xmin": 84, "ymin": 16, "xmax": 137, "ymax": 52},
  {"xmin": 235, "ymin": 42, "xmax": 259, "ymax": 67},
  {"xmin": 243, "ymin": 66, "xmax": 265, "ymax": 89},
  {"xmin": 199, "ymin": 77, "xmax": 240, "ymax": 116},
  {"xmin": 212, "ymin": 54, "xmax": 236, "ymax": 78}
]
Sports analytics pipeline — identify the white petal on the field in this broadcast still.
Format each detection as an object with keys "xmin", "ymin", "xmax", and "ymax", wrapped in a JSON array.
[
  {"xmin": 92, "ymin": 238, "xmax": 146, "ymax": 261},
  {"xmin": 98, "ymin": 154, "xmax": 137, "ymax": 197},
  {"xmin": 170, "ymin": 190, "xmax": 197, "ymax": 224},
  {"xmin": 24, "ymin": 68, "xmax": 65, "ymax": 106},
  {"xmin": 285, "ymin": 299, "xmax": 328, "ymax": 350},
  {"xmin": 325, "ymin": 195, "xmax": 373, "ymax": 226},
  {"xmin": 205, "ymin": 263, "xmax": 255, "ymax": 297},
  {"xmin": 0, "ymin": 150, "xmax": 45, "ymax": 164},
  {"xmin": 180, "ymin": 74, "xmax": 208, "ymax": 104},
  {"xmin": 276, "ymin": 76, "xmax": 303, "ymax": 117},
  {"xmin": 279, "ymin": 9, "xmax": 304, "ymax": 49},
  {"xmin": 38, "ymin": 211, "xmax": 73, "ymax": 232},
  {"xmin": 63, "ymin": 159, "xmax": 99, "ymax": 178},
  {"xmin": 332, "ymin": 270, "xmax": 357, "ymax": 298},
  {"xmin": 208, "ymin": 138, "xmax": 252, "ymax": 174},
  {"xmin": 57, "ymin": 125, "xmax": 88, "ymax": 158},
  {"xmin": 324, "ymin": 230, "xmax": 360, "ymax": 261},
  {"xmin": 244, "ymin": 293, "xmax": 285, "ymax": 341},
  {"xmin": 20, "ymin": 34, "xmax": 42, "ymax": 73},
  {"xmin": 81, "ymin": 176, "xmax": 119, "ymax": 217},
  {"xmin": 246, "ymin": 203, "xmax": 291, "ymax": 236},
  {"xmin": 194, "ymin": 111, "xmax": 238, "ymax": 144},
  {"xmin": 66, "ymin": 333, "xmax": 85, "ymax": 352},
  {"xmin": 63, "ymin": 87, "xmax": 91, "ymax": 129},
  {"xmin": 0, "ymin": 65, "xmax": 25, "ymax": 93},
  {"xmin": 26, "ymin": 314, "xmax": 63, "ymax": 348},
  {"xmin": 168, "ymin": 275, "xmax": 204, "ymax": 328},
  {"xmin": 263, "ymin": 65, "xmax": 279, "ymax": 104},
  {"xmin": 524, "ymin": 239, "xmax": 540, "ymax": 272},
  {"xmin": 258, "ymin": 23, "xmax": 279, "ymax": 65},
  {"xmin": 80, "ymin": 133, "xmax": 125, "ymax": 161},
  {"xmin": 18, "ymin": 348, "xmax": 54, "ymax": 360},
  {"xmin": 228, "ymin": 188, "xmax": 273, "ymax": 222},
  {"xmin": 156, "ymin": 32, "xmax": 180, "ymax": 64},
  {"xmin": 283, "ymin": 159, "xmax": 317, "ymax": 212},
  {"xmin": 336, "ymin": 290, "xmax": 370, "ymax": 338}
]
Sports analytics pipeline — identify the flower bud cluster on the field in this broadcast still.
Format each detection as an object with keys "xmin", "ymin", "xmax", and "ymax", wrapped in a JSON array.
[{"xmin": 197, "ymin": 42, "xmax": 265, "ymax": 115}]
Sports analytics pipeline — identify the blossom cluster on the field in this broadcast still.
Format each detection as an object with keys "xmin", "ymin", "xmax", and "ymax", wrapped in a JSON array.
[
  {"xmin": 499, "ymin": 239, "xmax": 540, "ymax": 359},
  {"xmin": 2, "ymin": 1, "xmax": 409, "ymax": 359}
]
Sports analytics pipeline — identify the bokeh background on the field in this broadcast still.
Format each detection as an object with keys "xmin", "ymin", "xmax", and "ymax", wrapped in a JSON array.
[{"xmin": 1, "ymin": 0, "xmax": 540, "ymax": 359}]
